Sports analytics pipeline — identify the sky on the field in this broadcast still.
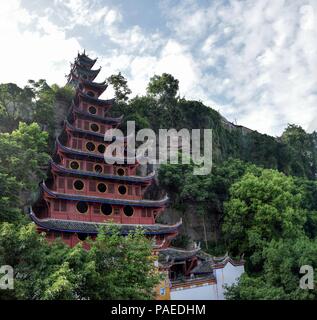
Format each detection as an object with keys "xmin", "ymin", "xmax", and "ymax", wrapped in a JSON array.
[{"xmin": 0, "ymin": 0, "xmax": 317, "ymax": 136}]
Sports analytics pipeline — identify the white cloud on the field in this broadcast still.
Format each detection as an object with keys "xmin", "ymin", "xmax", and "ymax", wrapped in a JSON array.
[
  {"xmin": 0, "ymin": 0, "xmax": 82, "ymax": 86},
  {"xmin": 162, "ymin": 0, "xmax": 317, "ymax": 135},
  {"xmin": 0, "ymin": 0, "xmax": 316, "ymax": 137},
  {"xmin": 53, "ymin": 0, "xmax": 108, "ymax": 28},
  {"xmin": 104, "ymin": 9, "xmax": 122, "ymax": 26}
]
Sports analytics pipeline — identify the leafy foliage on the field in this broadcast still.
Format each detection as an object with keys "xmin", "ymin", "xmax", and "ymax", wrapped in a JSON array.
[
  {"xmin": 147, "ymin": 73, "xmax": 179, "ymax": 103},
  {"xmin": 0, "ymin": 122, "xmax": 49, "ymax": 194},
  {"xmin": 159, "ymin": 158, "xmax": 259, "ymax": 248},
  {"xmin": 107, "ymin": 72, "xmax": 132, "ymax": 102},
  {"xmin": 1, "ymin": 73, "xmax": 317, "ymax": 300},
  {"xmin": 225, "ymin": 237, "xmax": 317, "ymax": 300},
  {"xmin": 0, "ymin": 83, "xmax": 34, "ymax": 132},
  {"xmin": 0, "ymin": 173, "xmax": 22, "ymax": 223},
  {"xmin": 0, "ymin": 223, "xmax": 160, "ymax": 300},
  {"xmin": 222, "ymin": 169, "xmax": 307, "ymax": 266}
]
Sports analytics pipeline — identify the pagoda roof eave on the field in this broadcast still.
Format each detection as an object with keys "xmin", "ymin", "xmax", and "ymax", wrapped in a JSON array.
[
  {"xmin": 73, "ymin": 106, "xmax": 122, "ymax": 124},
  {"xmin": 79, "ymin": 79, "xmax": 108, "ymax": 95},
  {"xmin": 77, "ymin": 52, "xmax": 97, "ymax": 65},
  {"xmin": 64, "ymin": 120, "xmax": 131, "ymax": 142},
  {"xmin": 50, "ymin": 160, "xmax": 155, "ymax": 183},
  {"xmin": 41, "ymin": 182, "xmax": 168, "ymax": 208},
  {"xmin": 77, "ymin": 92, "xmax": 115, "ymax": 107},
  {"xmin": 29, "ymin": 209, "xmax": 181, "ymax": 235},
  {"xmin": 55, "ymin": 138, "xmax": 141, "ymax": 164},
  {"xmin": 72, "ymin": 61, "xmax": 101, "ymax": 75}
]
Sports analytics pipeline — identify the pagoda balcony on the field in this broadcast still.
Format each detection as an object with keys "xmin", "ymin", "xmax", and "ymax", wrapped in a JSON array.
[
  {"xmin": 41, "ymin": 182, "xmax": 168, "ymax": 208},
  {"xmin": 49, "ymin": 172, "xmax": 151, "ymax": 200},
  {"xmin": 56, "ymin": 138, "xmax": 142, "ymax": 164},
  {"xmin": 71, "ymin": 117, "xmax": 114, "ymax": 136},
  {"xmin": 76, "ymin": 91, "xmax": 115, "ymax": 108},
  {"xmin": 50, "ymin": 161, "xmax": 153, "ymax": 184},
  {"xmin": 64, "ymin": 120, "xmax": 131, "ymax": 143},
  {"xmin": 58, "ymin": 157, "xmax": 138, "ymax": 176},
  {"xmin": 75, "ymin": 97, "xmax": 112, "ymax": 117},
  {"xmin": 64, "ymin": 136, "xmax": 132, "ymax": 161},
  {"xmin": 32, "ymin": 191, "xmax": 166, "ymax": 224},
  {"xmin": 71, "ymin": 106, "xmax": 123, "ymax": 125}
]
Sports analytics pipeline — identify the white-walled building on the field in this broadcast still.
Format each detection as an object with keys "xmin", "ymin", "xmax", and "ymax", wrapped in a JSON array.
[{"xmin": 159, "ymin": 249, "xmax": 244, "ymax": 300}]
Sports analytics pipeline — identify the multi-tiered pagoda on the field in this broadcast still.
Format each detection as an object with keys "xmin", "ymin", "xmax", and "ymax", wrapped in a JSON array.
[
  {"xmin": 30, "ymin": 51, "xmax": 181, "ymax": 249},
  {"xmin": 30, "ymin": 51, "xmax": 244, "ymax": 300}
]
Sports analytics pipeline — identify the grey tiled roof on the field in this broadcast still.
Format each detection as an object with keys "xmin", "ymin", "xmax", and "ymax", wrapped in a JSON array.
[
  {"xmin": 72, "ymin": 61, "xmax": 100, "ymax": 76},
  {"xmin": 158, "ymin": 247, "xmax": 201, "ymax": 264},
  {"xmin": 78, "ymin": 92, "xmax": 115, "ymax": 107},
  {"xmin": 29, "ymin": 209, "xmax": 182, "ymax": 235}
]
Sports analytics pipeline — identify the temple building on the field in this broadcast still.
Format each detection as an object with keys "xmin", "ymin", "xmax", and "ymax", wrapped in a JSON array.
[
  {"xmin": 30, "ymin": 51, "xmax": 181, "ymax": 249},
  {"xmin": 30, "ymin": 51, "xmax": 244, "ymax": 299},
  {"xmin": 159, "ymin": 249, "xmax": 245, "ymax": 300}
]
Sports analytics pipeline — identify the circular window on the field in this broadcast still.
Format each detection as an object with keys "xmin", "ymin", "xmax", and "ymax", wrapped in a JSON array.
[
  {"xmin": 101, "ymin": 204, "xmax": 112, "ymax": 215},
  {"xmin": 86, "ymin": 142, "xmax": 95, "ymax": 152},
  {"xmin": 76, "ymin": 201, "xmax": 88, "ymax": 214},
  {"xmin": 77, "ymin": 233, "xmax": 88, "ymax": 241},
  {"xmin": 90, "ymin": 123, "xmax": 99, "ymax": 132},
  {"xmin": 97, "ymin": 183, "xmax": 107, "ymax": 193},
  {"xmin": 123, "ymin": 206, "xmax": 134, "ymax": 217},
  {"xmin": 74, "ymin": 180, "xmax": 84, "ymax": 191},
  {"xmin": 70, "ymin": 161, "xmax": 79, "ymax": 170},
  {"xmin": 98, "ymin": 144, "xmax": 106, "ymax": 154},
  {"xmin": 118, "ymin": 185, "xmax": 127, "ymax": 195},
  {"xmin": 117, "ymin": 168, "xmax": 125, "ymax": 176},
  {"xmin": 88, "ymin": 106, "xmax": 97, "ymax": 115},
  {"xmin": 94, "ymin": 164, "xmax": 103, "ymax": 173}
]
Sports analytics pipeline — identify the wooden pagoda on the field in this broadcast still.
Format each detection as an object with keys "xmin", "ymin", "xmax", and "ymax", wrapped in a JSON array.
[{"xmin": 30, "ymin": 51, "xmax": 181, "ymax": 249}]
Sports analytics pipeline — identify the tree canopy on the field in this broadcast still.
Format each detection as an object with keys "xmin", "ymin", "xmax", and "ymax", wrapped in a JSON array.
[
  {"xmin": 0, "ymin": 223, "xmax": 160, "ymax": 300},
  {"xmin": 107, "ymin": 72, "xmax": 132, "ymax": 102},
  {"xmin": 147, "ymin": 73, "xmax": 179, "ymax": 103}
]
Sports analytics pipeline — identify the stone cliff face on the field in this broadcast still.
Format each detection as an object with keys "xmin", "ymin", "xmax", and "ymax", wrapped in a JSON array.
[
  {"xmin": 53, "ymin": 99, "xmax": 70, "ymax": 138},
  {"xmin": 143, "ymin": 162, "xmax": 222, "ymax": 246},
  {"xmin": 159, "ymin": 206, "xmax": 221, "ymax": 244},
  {"xmin": 22, "ymin": 98, "xmax": 70, "ymax": 214}
]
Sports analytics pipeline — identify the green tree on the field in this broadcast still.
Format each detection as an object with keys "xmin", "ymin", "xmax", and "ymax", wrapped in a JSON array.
[
  {"xmin": 159, "ymin": 158, "xmax": 259, "ymax": 249},
  {"xmin": 226, "ymin": 237, "xmax": 317, "ymax": 300},
  {"xmin": 147, "ymin": 73, "xmax": 179, "ymax": 103},
  {"xmin": 107, "ymin": 72, "xmax": 132, "ymax": 102},
  {"xmin": 280, "ymin": 124, "xmax": 317, "ymax": 179},
  {"xmin": 222, "ymin": 169, "xmax": 307, "ymax": 267},
  {"xmin": 0, "ymin": 122, "xmax": 50, "ymax": 200},
  {"xmin": 84, "ymin": 226, "xmax": 160, "ymax": 300},
  {"xmin": 0, "ymin": 83, "xmax": 35, "ymax": 132},
  {"xmin": 0, "ymin": 173, "xmax": 22, "ymax": 223},
  {"xmin": 0, "ymin": 223, "xmax": 160, "ymax": 300}
]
